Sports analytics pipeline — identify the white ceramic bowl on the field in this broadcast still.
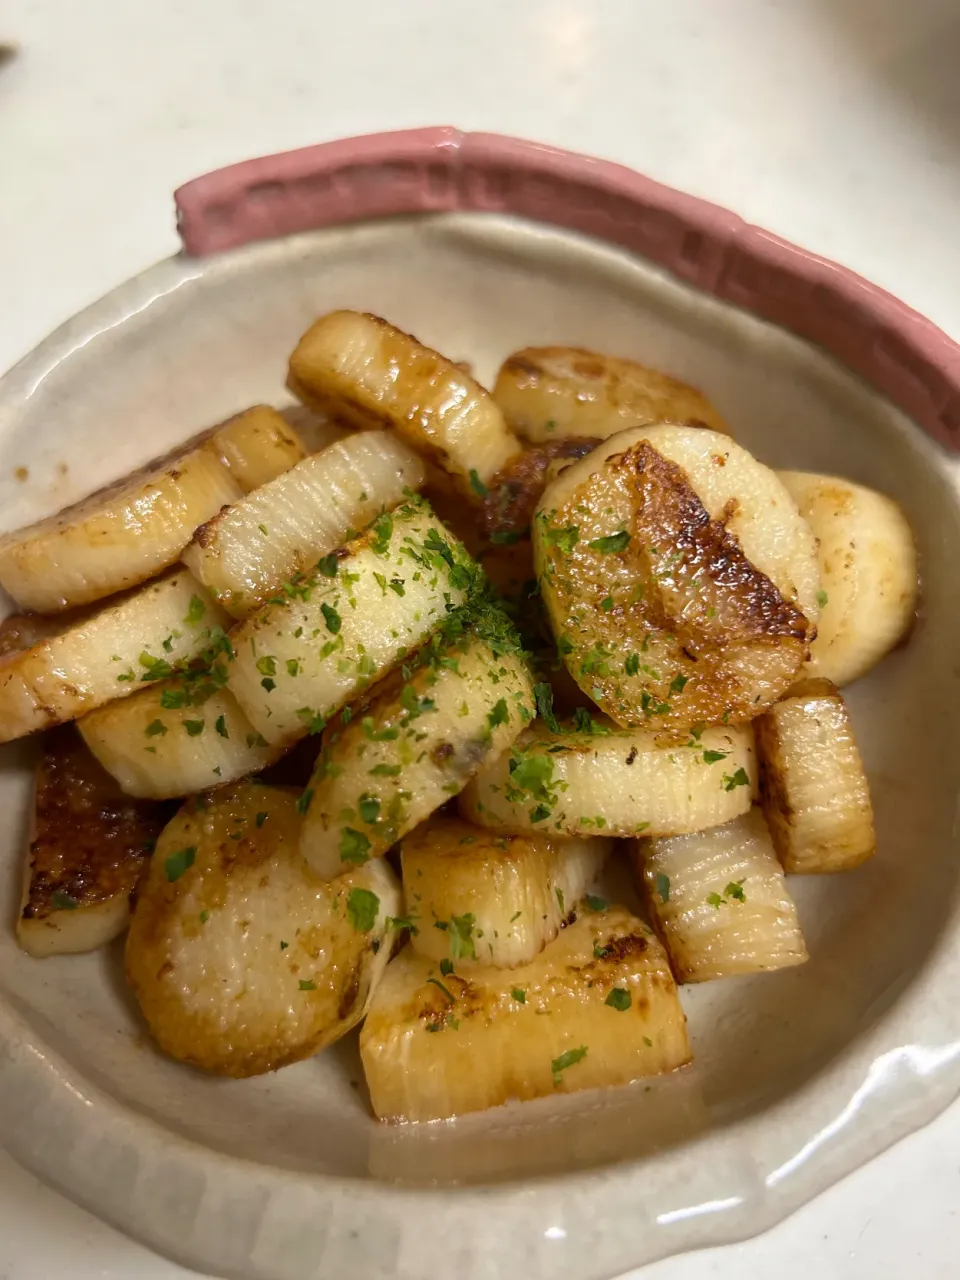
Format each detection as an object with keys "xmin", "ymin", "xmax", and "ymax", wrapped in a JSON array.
[{"xmin": 1, "ymin": 130, "xmax": 959, "ymax": 1280}]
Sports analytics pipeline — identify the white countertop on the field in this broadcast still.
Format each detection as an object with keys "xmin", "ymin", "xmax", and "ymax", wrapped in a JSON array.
[{"xmin": 2, "ymin": 0, "xmax": 959, "ymax": 1275}]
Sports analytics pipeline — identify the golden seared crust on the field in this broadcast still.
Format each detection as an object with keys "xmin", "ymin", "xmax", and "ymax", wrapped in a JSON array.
[
  {"xmin": 617, "ymin": 443, "xmax": 808, "ymax": 645},
  {"xmin": 537, "ymin": 438, "xmax": 809, "ymax": 728},
  {"xmin": 481, "ymin": 438, "xmax": 598, "ymax": 541},
  {"xmin": 22, "ymin": 727, "xmax": 167, "ymax": 922}
]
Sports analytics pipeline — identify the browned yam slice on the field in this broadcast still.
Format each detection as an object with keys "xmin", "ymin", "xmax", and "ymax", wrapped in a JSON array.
[
  {"xmin": 536, "ymin": 431, "xmax": 816, "ymax": 729},
  {"xmin": 493, "ymin": 346, "xmax": 731, "ymax": 443},
  {"xmin": 17, "ymin": 726, "xmax": 169, "ymax": 957}
]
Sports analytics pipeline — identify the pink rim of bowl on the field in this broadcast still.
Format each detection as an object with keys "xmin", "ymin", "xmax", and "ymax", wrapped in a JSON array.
[{"xmin": 175, "ymin": 125, "xmax": 960, "ymax": 455}]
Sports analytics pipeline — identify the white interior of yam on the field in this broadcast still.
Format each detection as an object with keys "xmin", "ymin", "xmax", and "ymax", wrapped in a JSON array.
[{"xmin": 0, "ymin": 212, "xmax": 959, "ymax": 1192}]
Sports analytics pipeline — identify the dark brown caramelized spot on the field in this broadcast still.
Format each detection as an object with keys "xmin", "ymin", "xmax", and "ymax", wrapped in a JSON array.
[
  {"xmin": 23, "ymin": 726, "xmax": 169, "ymax": 917},
  {"xmin": 192, "ymin": 505, "xmax": 232, "ymax": 549},
  {"xmin": 500, "ymin": 353, "xmax": 543, "ymax": 383},
  {"xmin": 483, "ymin": 438, "xmax": 597, "ymax": 540},
  {"xmin": 337, "ymin": 965, "xmax": 363, "ymax": 1021},
  {"xmin": 617, "ymin": 442, "xmax": 809, "ymax": 651}
]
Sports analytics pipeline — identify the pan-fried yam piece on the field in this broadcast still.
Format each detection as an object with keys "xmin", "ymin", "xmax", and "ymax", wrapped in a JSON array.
[
  {"xmin": 493, "ymin": 346, "xmax": 731, "ymax": 443},
  {"xmin": 0, "ymin": 406, "xmax": 305, "ymax": 613},
  {"xmin": 126, "ymin": 783, "xmax": 401, "ymax": 1077},
  {"xmin": 0, "ymin": 570, "xmax": 228, "ymax": 743},
  {"xmin": 299, "ymin": 609, "xmax": 534, "ymax": 880},
  {"xmin": 209, "ymin": 404, "xmax": 307, "ymax": 491},
  {"xmin": 401, "ymin": 816, "xmax": 611, "ymax": 969},
  {"xmin": 183, "ymin": 431, "xmax": 426, "ymax": 618},
  {"xmin": 755, "ymin": 679, "xmax": 875, "ymax": 872},
  {"xmin": 287, "ymin": 311, "xmax": 522, "ymax": 501},
  {"xmin": 479, "ymin": 437, "xmax": 598, "ymax": 543},
  {"xmin": 636, "ymin": 809, "xmax": 808, "ymax": 982},
  {"xmin": 79, "ymin": 682, "xmax": 282, "ymax": 799},
  {"xmin": 459, "ymin": 720, "xmax": 755, "ymax": 838},
  {"xmin": 226, "ymin": 497, "xmax": 475, "ymax": 747},
  {"xmin": 779, "ymin": 471, "xmax": 918, "ymax": 686},
  {"xmin": 360, "ymin": 906, "xmax": 691, "ymax": 1122},
  {"xmin": 17, "ymin": 728, "xmax": 167, "ymax": 957},
  {"xmin": 535, "ymin": 424, "xmax": 821, "ymax": 729}
]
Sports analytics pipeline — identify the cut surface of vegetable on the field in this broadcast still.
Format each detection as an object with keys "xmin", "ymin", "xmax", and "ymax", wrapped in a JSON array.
[
  {"xmin": 535, "ymin": 424, "xmax": 820, "ymax": 728},
  {"xmin": 459, "ymin": 720, "xmax": 755, "ymax": 838},
  {"xmin": 755, "ymin": 679, "xmax": 875, "ymax": 873},
  {"xmin": 209, "ymin": 404, "xmax": 306, "ymax": 490},
  {"xmin": 0, "ymin": 406, "xmax": 304, "ymax": 613},
  {"xmin": 493, "ymin": 346, "xmax": 731, "ymax": 443},
  {"xmin": 779, "ymin": 470, "xmax": 918, "ymax": 686},
  {"xmin": 226, "ymin": 497, "xmax": 475, "ymax": 746},
  {"xmin": 18, "ymin": 728, "xmax": 166, "ymax": 958},
  {"xmin": 299, "ymin": 609, "xmax": 534, "ymax": 879},
  {"xmin": 79, "ymin": 680, "xmax": 282, "ymax": 799},
  {"xmin": 0, "ymin": 569, "xmax": 228, "ymax": 743},
  {"xmin": 126, "ymin": 783, "xmax": 401, "ymax": 1077},
  {"xmin": 184, "ymin": 429, "xmax": 426, "ymax": 617},
  {"xmin": 401, "ymin": 815, "xmax": 611, "ymax": 968},
  {"xmin": 288, "ymin": 311, "xmax": 522, "ymax": 499},
  {"xmin": 636, "ymin": 808, "xmax": 808, "ymax": 982},
  {"xmin": 360, "ymin": 905, "xmax": 690, "ymax": 1122}
]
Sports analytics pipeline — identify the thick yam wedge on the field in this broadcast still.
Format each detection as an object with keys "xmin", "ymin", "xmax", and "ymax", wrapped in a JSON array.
[
  {"xmin": 494, "ymin": 346, "xmax": 730, "ymax": 443},
  {"xmin": 459, "ymin": 720, "xmax": 755, "ymax": 838},
  {"xmin": 779, "ymin": 471, "xmax": 918, "ymax": 686},
  {"xmin": 288, "ymin": 311, "xmax": 522, "ymax": 501},
  {"xmin": 0, "ymin": 406, "xmax": 304, "ymax": 613},
  {"xmin": 18, "ymin": 728, "xmax": 167, "ymax": 957},
  {"xmin": 0, "ymin": 570, "xmax": 228, "ymax": 743},
  {"xmin": 126, "ymin": 782, "xmax": 401, "ymax": 1077},
  {"xmin": 636, "ymin": 809, "xmax": 808, "ymax": 982},
  {"xmin": 183, "ymin": 430, "xmax": 426, "ymax": 618},
  {"xmin": 535, "ymin": 424, "xmax": 820, "ymax": 729},
  {"xmin": 299, "ymin": 610, "xmax": 534, "ymax": 880},
  {"xmin": 79, "ymin": 683, "xmax": 282, "ymax": 799},
  {"xmin": 402, "ymin": 816, "xmax": 611, "ymax": 968},
  {"xmin": 360, "ymin": 906, "xmax": 690, "ymax": 1121},
  {"xmin": 755, "ymin": 679, "xmax": 875, "ymax": 872},
  {"xmin": 226, "ymin": 498, "xmax": 475, "ymax": 747}
]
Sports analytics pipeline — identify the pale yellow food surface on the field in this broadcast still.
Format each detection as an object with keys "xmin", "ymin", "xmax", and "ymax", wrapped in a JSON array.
[
  {"xmin": 637, "ymin": 808, "xmax": 808, "ymax": 982},
  {"xmin": 755, "ymin": 679, "xmax": 876, "ymax": 873},
  {"xmin": 779, "ymin": 470, "xmax": 918, "ymax": 686},
  {"xmin": 460, "ymin": 720, "xmax": 755, "ymax": 838},
  {"xmin": 402, "ymin": 815, "xmax": 611, "ymax": 968},
  {"xmin": 126, "ymin": 782, "xmax": 401, "ymax": 1077},
  {"xmin": 360, "ymin": 905, "xmax": 690, "ymax": 1121},
  {"xmin": 493, "ymin": 345, "xmax": 731, "ymax": 442},
  {"xmin": 288, "ymin": 310, "xmax": 522, "ymax": 499},
  {"xmin": 184, "ymin": 429, "xmax": 426, "ymax": 617},
  {"xmin": 0, "ymin": 569, "xmax": 227, "ymax": 743}
]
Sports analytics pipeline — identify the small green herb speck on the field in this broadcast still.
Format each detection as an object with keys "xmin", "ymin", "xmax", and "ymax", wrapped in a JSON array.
[
  {"xmin": 347, "ymin": 887, "xmax": 380, "ymax": 932},
  {"xmin": 164, "ymin": 846, "xmax": 196, "ymax": 882},
  {"xmin": 588, "ymin": 530, "xmax": 630, "ymax": 554}
]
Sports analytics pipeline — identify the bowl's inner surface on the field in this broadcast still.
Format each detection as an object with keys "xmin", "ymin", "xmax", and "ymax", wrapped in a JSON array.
[{"xmin": 1, "ymin": 214, "xmax": 958, "ymax": 1187}]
